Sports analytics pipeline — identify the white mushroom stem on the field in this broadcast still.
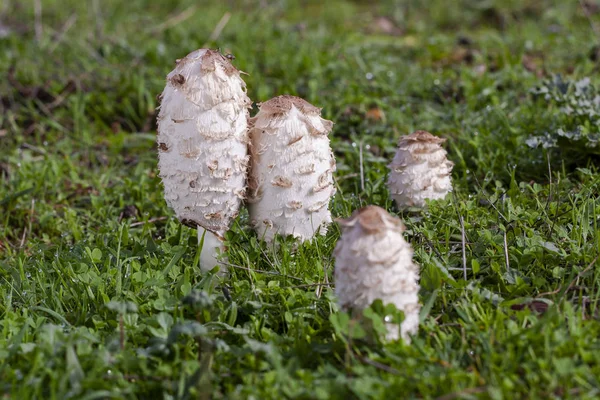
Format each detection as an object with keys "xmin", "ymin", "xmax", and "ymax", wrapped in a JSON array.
[
  {"xmin": 334, "ymin": 205, "xmax": 421, "ymax": 343},
  {"xmin": 387, "ymin": 130, "xmax": 453, "ymax": 209},
  {"xmin": 157, "ymin": 49, "xmax": 251, "ymax": 271},
  {"xmin": 248, "ymin": 95, "xmax": 336, "ymax": 243},
  {"xmin": 197, "ymin": 226, "xmax": 224, "ymax": 273}
]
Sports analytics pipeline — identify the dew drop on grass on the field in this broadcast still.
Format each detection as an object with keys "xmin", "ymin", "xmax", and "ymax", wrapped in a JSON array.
[
  {"xmin": 352, "ymin": 142, "xmax": 357, "ymax": 148},
  {"xmin": 365, "ymin": 144, "xmax": 371, "ymax": 150},
  {"xmin": 366, "ymin": 72, "xmax": 374, "ymax": 80},
  {"xmin": 384, "ymin": 315, "xmax": 393, "ymax": 322}
]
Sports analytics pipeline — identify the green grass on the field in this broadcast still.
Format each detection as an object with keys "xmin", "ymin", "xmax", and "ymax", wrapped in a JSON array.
[{"xmin": 1, "ymin": 0, "xmax": 600, "ymax": 398}]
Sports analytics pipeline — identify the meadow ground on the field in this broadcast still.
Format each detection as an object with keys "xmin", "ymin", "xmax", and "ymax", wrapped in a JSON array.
[{"xmin": 1, "ymin": 0, "xmax": 600, "ymax": 398}]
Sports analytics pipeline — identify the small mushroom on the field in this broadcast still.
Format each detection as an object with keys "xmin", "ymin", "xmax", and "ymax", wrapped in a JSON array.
[
  {"xmin": 334, "ymin": 205, "xmax": 421, "ymax": 342},
  {"xmin": 156, "ymin": 49, "xmax": 251, "ymax": 271},
  {"xmin": 387, "ymin": 130, "xmax": 453, "ymax": 209},
  {"xmin": 247, "ymin": 95, "xmax": 336, "ymax": 243}
]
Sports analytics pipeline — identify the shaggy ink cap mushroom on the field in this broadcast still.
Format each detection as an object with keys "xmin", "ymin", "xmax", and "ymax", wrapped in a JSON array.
[
  {"xmin": 157, "ymin": 49, "xmax": 251, "ymax": 271},
  {"xmin": 387, "ymin": 130, "xmax": 454, "ymax": 209},
  {"xmin": 334, "ymin": 205, "xmax": 421, "ymax": 342},
  {"xmin": 248, "ymin": 95, "xmax": 336, "ymax": 243}
]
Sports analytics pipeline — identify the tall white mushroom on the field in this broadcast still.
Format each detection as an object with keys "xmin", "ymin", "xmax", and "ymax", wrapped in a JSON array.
[
  {"xmin": 156, "ymin": 49, "xmax": 251, "ymax": 271},
  {"xmin": 247, "ymin": 95, "xmax": 336, "ymax": 243},
  {"xmin": 387, "ymin": 130, "xmax": 453, "ymax": 209},
  {"xmin": 334, "ymin": 205, "xmax": 421, "ymax": 342}
]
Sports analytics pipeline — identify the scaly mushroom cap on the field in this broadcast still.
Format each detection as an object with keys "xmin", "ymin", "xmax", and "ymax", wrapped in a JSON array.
[
  {"xmin": 387, "ymin": 130, "xmax": 454, "ymax": 209},
  {"xmin": 248, "ymin": 95, "xmax": 336, "ymax": 243},
  {"xmin": 334, "ymin": 205, "xmax": 421, "ymax": 342},
  {"xmin": 157, "ymin": 49, "xmax": 251, "ymax": 241}
]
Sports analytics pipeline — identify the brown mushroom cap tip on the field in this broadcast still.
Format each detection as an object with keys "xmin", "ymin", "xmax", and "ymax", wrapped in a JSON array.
[
  {"xmin": 399, "ymin": 130, "xmax": 447, "ymax": 145},
  {"xmin": 336, "ymin": 205, "xmax": 405, "ymax": 233},
  {"xmin": 173, "ymin": 48, "xmax": 240, "ymax": 76},
  {"xmin": 258, "ymin": 95, "xmax": 322, "ymax": 116}
]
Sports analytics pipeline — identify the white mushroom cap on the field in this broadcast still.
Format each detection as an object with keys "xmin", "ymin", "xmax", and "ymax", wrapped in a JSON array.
[
  {"xmin": 248, "ymin": 95, "xmax": 336, "ymax": 243},
  {"xmin": 387, "ymin": 130, "xmax": 453, "ymax": 209},
  {"xmin": 157, "ymin": 49, "xmax": 251, "ymax": 240},
  {"xmin": 334, "ymin": 205, "xmax": 421, "ymax": 342}
]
